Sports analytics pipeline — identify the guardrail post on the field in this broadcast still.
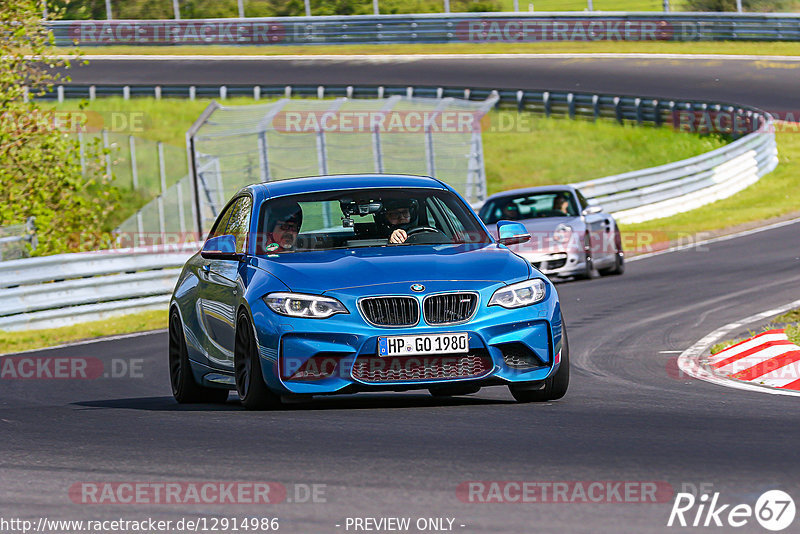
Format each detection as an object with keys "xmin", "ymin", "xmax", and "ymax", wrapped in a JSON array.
[
  {"xmin": 220, "ymin": 86, "xmax": 227, "ymax": 100},
  {"xmin": 238, "ymin": 0, "xmax": 245, "ymax": 17},
  {"xmin": 129, "ymin": 136, "xmax": 139, "ymax": 190},
  {"xmin": 635, "ymin": 98, "xmax": 642, "ymax": 125},
  {"xmin": 653, "ymin": 100, "xmax": 662, "ymax": 127},
  {"xmin": 172, "ymin": 0, "xmax": 180, "ymax": 19},
  {"xmin": 189, "ymin": 86, "xmax": 196, "ymax": 100},
  {"xmin": 567, "ymin": 93, "xmax": 575, "ymax": 120},
  {"xmin": 407, "ymin": 87, "xmax": 414, "ymax": 98},
  {"xmin": 155, "ymin": 86, "xmax": 161, "ymax": 100},
  {"xmin": 543, "ymin": 92, "xmax": 550, "ymax": 118},
  {"xmin": 123, "ymin": 86, "xmax": 130, "ymax": 100},
  {"xmin": 254, "ymin": 86, "xmax": 261, "ymax": 100},
  {"xmin": 378, "ymin": 86, "xmax": 384, "ymax": 99},
  {"xmin": 285, "ymin": 86, "xmax": 292, "ymax": 98},
  {"xmin": 57, "ymin": 85, "xmax": 64, "ymax": 103},
  {"xmin": 105, "ymin": 0, "xmax": 112, "ymax": 19},
  {"xmin": 517, "ymin": 90, "xmax": 525, "ymax": 112},
  {"xmin": 592, "ymin": 94, "xmax": 599, "ymax": 121},
  {"xmin": 317, "ymin": 86, "xmax": 325, "ymax": 99},
  {"xmin": 373, "ymin": 0, "xmax": 379, "ymax": 15},
  {"xmin": 89, "ymin": 85, "xmax": 95, "ymax": 100},
  {"xmin": 443, "ymin": 0, "xmax": 450, "ymax": 13},
  {"xmin": 614, "ymin": 97, "xmax": 622, "ymax": 124},
  {"xmin": 587, "ymin": 0, "xmax": 593, "ymax": 10},
  {"xmin": 304, "ymin": 0, "xmax": 311, "ymax": 16}
]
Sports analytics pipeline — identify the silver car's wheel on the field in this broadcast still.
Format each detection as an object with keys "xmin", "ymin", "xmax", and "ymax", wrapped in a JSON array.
[
  {"xmin": 234, "ymin": 313, "xmax": 281, "ymax": 411},
  {"xmin": 169, "ymin": 309, "xmax": 229, "ymax": 404}
]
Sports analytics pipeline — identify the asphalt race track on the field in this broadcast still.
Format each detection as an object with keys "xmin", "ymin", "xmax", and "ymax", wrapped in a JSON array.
[
  {"xmin": 66, "ymin": 55, "xmax": 800, "ymax": 113},
  {"xmin": 3, "ymin": 55, "xmax": 800, "ymax": 532}
]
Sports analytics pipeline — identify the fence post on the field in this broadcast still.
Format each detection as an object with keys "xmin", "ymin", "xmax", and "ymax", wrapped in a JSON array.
[
  {"xmin": 172, "ymin": 0, "xmax": 180, "ymax": 19},
  {"xmin": 238, "ymin": 0, "xmax": 245, "ymax": 17},
  {"xmin": 105, "ymin": 0, "xmax": 112, "ymax": 19},
  {"xmin": 373, "ymin": 0, "xmax": 379, "ymax": 15},
  {"xmin": 663, "ymin": 0, "xmax": 669, "ymax": 12},
  {"xmin": 177, "ymin": 181, "xmax": 187, "ymax": 235},
  {"xmin": 129, "ymin": 136, "xmax": 139, "ymax": 190},
  {"xmin": 304, "ymin": 0, "xmax": 311, "ymax": 16},
  {"xmin": 78, "ymin": 130, "xmax": 86, "ymax": 177},
  {"xmin": 587, "ymin": 0, "xmax": 593, "ymax": 10},
  {"xmin": 158, "ymin": 142, "xmax": 168, "ymax": 196},
  {"xmin": 736, "ymin": 0, "xmax": 743, "ymax": 12},
  {"xmin": 102, "ymin": 129, "xmax": 112, "ymax": 180},
  {"xmin": 444, "ymin": 0, "xmax": 450, "ymax": 13}
]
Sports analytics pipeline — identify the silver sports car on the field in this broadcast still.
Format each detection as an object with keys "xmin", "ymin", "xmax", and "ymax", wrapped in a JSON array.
[{"xmin": 478, "ymin": 185, "xmax": 624, "ymax": 279}]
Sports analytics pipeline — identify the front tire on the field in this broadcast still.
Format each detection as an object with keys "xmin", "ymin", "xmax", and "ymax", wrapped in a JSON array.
[
  {"xmin": 234, "ymin": 312, "xmax": 281, "ymax": 410},
  {"xmin": 169, "ymin": 309, "xmax": 229, "ymax": 404},
  {"xmin": 509, "ymin": 317, "xmax": 570, "ymax": 402},
  {"xmin": 575, "ymin": 234, "xmax": 595, "ymax": 280}
]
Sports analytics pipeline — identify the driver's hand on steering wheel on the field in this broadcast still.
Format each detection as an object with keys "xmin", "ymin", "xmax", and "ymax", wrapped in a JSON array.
[{"xmin": 390, "ymin": 229, "xmax": 407, "ymax": 244}]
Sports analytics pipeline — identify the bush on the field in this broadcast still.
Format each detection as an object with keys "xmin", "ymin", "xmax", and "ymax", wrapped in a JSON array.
[{"xmin": 0, "ymin": 0, "xmax": 119, "ymax": 255}]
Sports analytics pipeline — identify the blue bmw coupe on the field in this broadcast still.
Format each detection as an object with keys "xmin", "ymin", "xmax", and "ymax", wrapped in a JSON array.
[{"xmin": 169, "ymin": 174, "xmax": 568, "ymax": 409}]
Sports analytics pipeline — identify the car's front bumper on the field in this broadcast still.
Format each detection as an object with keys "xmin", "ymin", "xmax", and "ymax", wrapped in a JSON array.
[
  {"xmin": 519, "ymin": 251, "xmax": 588, "ymax": 278},
  {"xmin": 247, "ymin": 280, "xmax": 564, "ymax": 396}
]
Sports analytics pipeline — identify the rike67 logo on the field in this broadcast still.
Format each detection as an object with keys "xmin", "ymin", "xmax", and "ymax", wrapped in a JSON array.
[{"xmin": 668, "ymin": 490, "xmax": 796, "ymax": 531}]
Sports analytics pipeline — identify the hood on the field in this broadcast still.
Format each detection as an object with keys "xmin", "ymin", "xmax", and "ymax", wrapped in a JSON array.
[{"xmin": 251, "ymin": 243, "xmax": 530, "ymax": 294}]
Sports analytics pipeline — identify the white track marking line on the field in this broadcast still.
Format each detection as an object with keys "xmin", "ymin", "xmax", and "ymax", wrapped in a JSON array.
[
  {"xmin": 628, "ymin": 216, "xmax": 800, "ymax": 263},
  {"xmin": 677, "ymin": 299, "xmax": 800, "ymax": 397},
  {"xmin": 50, "ymin": 53, "xmax": 800, "ymax": 62},
  {"xmin": 659, "ymin": 350, "xmax": 683, "ymax": 354},
  {"xmin": 0, "ymin": 329, "xmax": 167, "ymax": 357}
]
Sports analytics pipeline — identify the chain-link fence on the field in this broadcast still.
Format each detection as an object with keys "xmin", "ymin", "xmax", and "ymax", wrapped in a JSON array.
[{"xmin": 183, "ymin": 94, "xmax": 497, "ymax": 234}]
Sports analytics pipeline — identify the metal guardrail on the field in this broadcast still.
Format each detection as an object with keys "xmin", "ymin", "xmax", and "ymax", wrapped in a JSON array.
[
  {"xmin": 0, "ymin": 248, "xmax": 195, "ymax": 331},
  {"xmin": 5, "ymin": 82, "xmax": 776, "ymax": 331},
  {"xmin": 0, "ymin": 217, "xmax": 37, "ymax": 262},
  {"xmin": 49, "ymin": 13, "xmax": 800, "ymax": 46}
]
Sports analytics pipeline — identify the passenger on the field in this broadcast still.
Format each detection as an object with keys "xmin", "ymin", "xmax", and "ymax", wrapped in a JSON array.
[
  {"xmin": 263, "ymin": 203, "xmax": 302, "ymax": 252},
  {"xmin": 501, "ymin": 202, "xmax": 520, "ymax": 221}
]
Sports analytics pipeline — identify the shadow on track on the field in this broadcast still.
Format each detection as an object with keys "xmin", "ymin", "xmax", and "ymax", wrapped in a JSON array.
[{"xmin": 73, "ymin": 393, "xmax": 515, "ymax": 412}]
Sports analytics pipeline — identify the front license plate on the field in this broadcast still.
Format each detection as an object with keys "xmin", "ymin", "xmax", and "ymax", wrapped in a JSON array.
[{"xmin": 378, "ymin": 333, "xmax": 469, "ymax": 357}]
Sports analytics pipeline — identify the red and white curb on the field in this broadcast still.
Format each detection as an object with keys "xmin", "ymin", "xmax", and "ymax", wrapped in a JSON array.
[
  {"xmin": 707, "ymin": 330, "xmax": 800, "ymax": 390},
  {"xmin": 678, "ymin": 299, "xmax": 800, "ymax": 397}
]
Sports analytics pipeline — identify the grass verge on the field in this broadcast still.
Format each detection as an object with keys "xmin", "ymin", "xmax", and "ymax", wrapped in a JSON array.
[
  {"xmin": 620, "ymin": 131, "xmax": 800, "ymax": 239},
  {"xmin": 64, "ymin": 41, "xmax": 800, "ymax": 57},
  {"xmin": 0, "ymin": 310, "xmax": 167, "ymax": 355},
  {"xmin": 711, "ymin": 308, "xmax": 800, "ymax": 354}
]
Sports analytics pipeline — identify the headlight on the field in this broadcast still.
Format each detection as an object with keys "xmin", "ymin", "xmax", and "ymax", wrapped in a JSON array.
[
  {"xmin": 553, "ymin": 224, "xmax": 572, "ymax": 244},
  {"xmin": 264, "ymin": 292, "xmax": 348, "ymax": 319},
  {"xmin": 488, "ymin": 279, "xmax": 547, "ymax": 309}
]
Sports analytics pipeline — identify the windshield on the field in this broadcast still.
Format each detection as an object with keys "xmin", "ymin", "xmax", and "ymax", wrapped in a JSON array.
[
  {"xmin": 480, "ymin": 191, "xmax": 578, "ymax": 224},
  {"xmin": 255, "ymin": 188, "xmax": 491, "ymax": 254}
]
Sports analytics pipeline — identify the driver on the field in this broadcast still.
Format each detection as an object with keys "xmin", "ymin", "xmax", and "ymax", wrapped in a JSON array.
[
  {"xmin": 263, "ymin": 202, "xmax": 302, "ymax": 253},
  {"xmin": 379, "ymin": 198, "xmax": 416, "ymax": 244}
]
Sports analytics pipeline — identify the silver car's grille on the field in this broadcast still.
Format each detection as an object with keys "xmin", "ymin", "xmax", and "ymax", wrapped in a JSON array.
[
  {"xmin": 352, "ymin": 352, "xmax": 492, "ymax": 383},
  {"xmin": 423, "ymin": 293, "xmax": 478, "ymax": 325},
  {"xmin": 359, "ymin": 297, "xmax": 419, "ymax": 327}
]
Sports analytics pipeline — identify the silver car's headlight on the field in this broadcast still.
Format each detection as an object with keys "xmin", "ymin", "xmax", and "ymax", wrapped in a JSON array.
[
  {"xmin": 264, "ymin": 292, "xmax": 348, "ymax": 319},
  {"xmin": 488, "ymin": 279, "xmax": 547, "ymax": 309}
]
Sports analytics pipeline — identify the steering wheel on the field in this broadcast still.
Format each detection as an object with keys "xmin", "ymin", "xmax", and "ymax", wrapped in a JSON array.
[{"xmin": 406, "ymin": 226, "xmax": 441, "ymax": 236}]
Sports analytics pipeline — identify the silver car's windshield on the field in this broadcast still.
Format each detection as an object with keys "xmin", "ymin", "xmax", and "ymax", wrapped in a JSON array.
[
  {"xmin": 480, "ymin": 191, "xmax": 579, "ymax": 224},
  {"xmin": 256, "ymin": 188, "xmax": 491, "ymax": 254}
]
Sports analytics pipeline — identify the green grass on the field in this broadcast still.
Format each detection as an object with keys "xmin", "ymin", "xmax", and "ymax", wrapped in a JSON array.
[
  {"xmin": 482, "ymin": 114, "xmax": 726, "ymax": 193},
  {"xmin": 620, "ymin": 131, "xmax": 800, "ymax": 238},
  {"xmin": 711, "ymin": 308, "xmax": 800, "ymax": 354},
  {"xmin": 0, "ymin": 310, "xmax": 167, "ymax": 355},
  {"xmin": 65, "ymin": 41, "xmax": 800, "ymax": 56}
]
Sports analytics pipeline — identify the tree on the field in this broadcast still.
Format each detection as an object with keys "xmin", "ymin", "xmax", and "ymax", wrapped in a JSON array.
[{"xmin": 0, "ymin": 0, "xmax": 119, "ymax": 255}]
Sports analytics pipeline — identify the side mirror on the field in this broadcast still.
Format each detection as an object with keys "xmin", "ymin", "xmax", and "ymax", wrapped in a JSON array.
[
  {"xmin": 201, "ymin": 235, "xmax": 241, "ymax": 260},
  {"xmin": 496, "ymin": 220, "xmax": 531, "ymax": 246},
  {"xmin": 582, "ymin": 205, "xmax": 603, "ymax": 216}
]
